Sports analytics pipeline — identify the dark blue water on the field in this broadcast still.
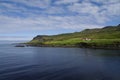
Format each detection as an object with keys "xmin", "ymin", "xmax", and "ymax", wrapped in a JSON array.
[{"xmin": 0, "ymin": 41, "xmax": 120, "ymax": 80}]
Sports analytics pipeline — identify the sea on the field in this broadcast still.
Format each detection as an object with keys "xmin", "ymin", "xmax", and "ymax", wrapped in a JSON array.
[{"xmin": 0, "ymin": 40, "xmax": 120, "ymax": 80}]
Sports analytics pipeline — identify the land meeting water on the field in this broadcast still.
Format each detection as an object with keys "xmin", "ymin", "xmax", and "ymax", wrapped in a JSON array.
[{"xmin": 0, "ymin": 41, "xmax": 120, "ymax": 80}]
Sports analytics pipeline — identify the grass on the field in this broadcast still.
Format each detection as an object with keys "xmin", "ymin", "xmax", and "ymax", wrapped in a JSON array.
[
  {"xmin": 27, "ymin": 24, "xmax": 120, "ymax": 49},
  {"xmin": 44, "ymin": 39, "xmax": 120, "ymax": 46},
  {"xmin": 27, "ymin": 40, "xmax": 43, "ymax": 45}
]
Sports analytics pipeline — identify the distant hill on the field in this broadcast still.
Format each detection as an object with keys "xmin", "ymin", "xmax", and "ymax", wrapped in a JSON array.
[
  {"xmin": 33, "ymin": 24, "xmax": 120, "ymax": 40},
  {"xmin": 27, "ymin": 24, "xmax": 120, "ymax": 49}
]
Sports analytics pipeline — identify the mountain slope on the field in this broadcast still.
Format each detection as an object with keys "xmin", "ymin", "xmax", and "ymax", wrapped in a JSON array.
[{"xmin": 27, "ymin": 24, "xmax": 120, "ymax": 49}]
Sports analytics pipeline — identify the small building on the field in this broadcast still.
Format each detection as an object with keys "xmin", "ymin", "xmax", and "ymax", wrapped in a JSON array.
[{"xmin": 81, "ymin": 38, "xmax": 92, "ymax": 41}]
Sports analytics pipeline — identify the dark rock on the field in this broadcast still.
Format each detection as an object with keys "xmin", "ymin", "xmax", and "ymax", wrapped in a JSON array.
[
  {"xmin": 76, "ymin": 42, "xmax": 89, "ymax": 48},
  {"xmin": 15, "ymin": 44, "xmax": 25, "ymax": 47}
]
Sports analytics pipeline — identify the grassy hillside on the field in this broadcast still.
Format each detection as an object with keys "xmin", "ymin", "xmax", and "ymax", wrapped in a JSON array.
[{"xmin": 27, "ymin": 24, "xmax": 120, "ymax": 49}]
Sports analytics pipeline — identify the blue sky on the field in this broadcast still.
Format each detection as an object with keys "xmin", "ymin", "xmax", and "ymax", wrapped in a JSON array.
[{"xmin": 0, "ymin": 0, "xmax": 120, "ymax": 40}]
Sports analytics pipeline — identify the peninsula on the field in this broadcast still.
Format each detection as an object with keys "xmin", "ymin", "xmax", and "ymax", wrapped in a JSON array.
[{"xmin": 26, "ymin": 24, "xmax": 120, "ymax": 49}]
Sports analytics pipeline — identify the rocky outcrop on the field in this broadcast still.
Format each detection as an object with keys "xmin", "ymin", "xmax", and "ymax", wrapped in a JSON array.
[{"xmin": 15, "ymin": 44, "xmax": 26, "ymax": 47}]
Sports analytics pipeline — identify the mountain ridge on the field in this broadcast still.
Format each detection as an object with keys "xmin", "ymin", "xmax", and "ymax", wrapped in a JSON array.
[{"xmin": 26, "ymin": 24, "xmax": 120, "ymax": 49}]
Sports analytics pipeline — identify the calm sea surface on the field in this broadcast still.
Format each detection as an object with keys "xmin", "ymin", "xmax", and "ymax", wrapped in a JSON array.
[{"xmin": 0, "ymin": 41, "xmax": 120, "ymax": 80}]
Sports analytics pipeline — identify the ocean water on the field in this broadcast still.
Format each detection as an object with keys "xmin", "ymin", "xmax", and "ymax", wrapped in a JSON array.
[{"xmin": 0, "ymin": 41, "xmax": 120, "ymax": 80}]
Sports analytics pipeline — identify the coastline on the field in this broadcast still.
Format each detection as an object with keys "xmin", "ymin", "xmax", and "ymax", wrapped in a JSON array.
[
  {"xmin": 18, "ymin": 24, "xmax": 120, "ymax": 50},
  {"xmin": 23, "ymin": 42, "xmax": 120, "ymax": 50}
]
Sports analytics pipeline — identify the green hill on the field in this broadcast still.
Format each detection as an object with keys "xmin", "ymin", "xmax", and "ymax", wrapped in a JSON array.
[{"xmin": 27, "ymin": 24, "xmax": 120, "ymax": 49}]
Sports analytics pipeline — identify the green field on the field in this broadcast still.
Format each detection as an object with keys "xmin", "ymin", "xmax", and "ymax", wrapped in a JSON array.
[{"xmin": 27, "ymin": 24, "xmax": 120, "ymax": 49}]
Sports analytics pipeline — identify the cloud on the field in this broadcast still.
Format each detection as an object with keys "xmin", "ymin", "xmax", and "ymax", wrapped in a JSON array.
[
  {"xmin": 0, "ymin": 36, "xmax": 32, "ymax": 40},
  {"xmin": 0, "ymin": 14, "xmax": 103, "ymax": 35},
  {"xmin": 87, "ymin": 0, "xmax": 120, "ymax": 4},
  {"xmin": 68, "ymin": 0, "xmax": 120, "ymax": 23},
  {"xmin": 55, "ymin": 0, "xmax": 79, "ymax": 4},
  {"xmin": 101, "ymin": 3, "xmax": 120, "ymax": 16},
  {"xmin": 69, "ymin": 3, "xmax": 99, "ymax": 14},
  {"xmin": 9, "ymin": 0, "xmax": 51, "ymax": 9},
  {"xmin": 0, "ymin": 15, "xmax": 56, "ymax": 33},
  {"xmin": 0, "ymin": 0, "xmax": 120, "ymax": 40},
  {"xmin": 43, "ymin": 6, "xmax": 66, "ymax": 14}
]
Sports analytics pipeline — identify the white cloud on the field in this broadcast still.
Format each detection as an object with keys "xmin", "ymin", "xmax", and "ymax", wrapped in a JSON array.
[
  {"xmin": 68, "ymin": 1, "xmax": 120, "ymax": 23},
  {"xmin": 55, "ymin": 0, "xmax": 79, "ymax": 4},
  {"xmin": 101, "ymin": 3, "xmax": 120, "ymax": 16},
  {"xmin": 0, "ymin": 36, "xmax": 32, "ymax": 40},
  {"xmin": 88, "ymin": 0, "xmax": 120, "ymax": 4},
  {"xmin": 48, "ymin": 16, "xmax": 103, "ymax": 29},
  {"xmin": 0, "ymin": 14, "xmax": 103, "ymax": 35},
  {"xmin": 12, "ymin": 0, "xmax": 51, "ymax": 8},
  {"xmin": 43, "ymin": 6, "xmax": 65, "ymax": 14},
  {"xmin": 0, "ymin": 1, "xmax": 67, "ymax": 17},
  {"xmin": 0, "ymin": 0, "xmax": 119, "ymax": 38},
  {"xmin": 68, "ymin": 2, "xmax": 106, "ymax": 23},
  {"xmin": 69, "ymin": 2, "xmax": 99, "ymax": 14},
  {"xmin": 0, "ymin": 2, "xmax": 33, "ymax": 15},
  {"xmin": 0, "ymin": 16, "xmax": 53, "ymax": 33}
]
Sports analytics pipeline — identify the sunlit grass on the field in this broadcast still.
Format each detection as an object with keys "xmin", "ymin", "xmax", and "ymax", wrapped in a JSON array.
[
  {"xmin": 43, "ymin": 38, "xmax": 120, "ymax": 46},
  {"xmin": 27, "ymin": 25, "xmax": 120, "ymax": 48}
]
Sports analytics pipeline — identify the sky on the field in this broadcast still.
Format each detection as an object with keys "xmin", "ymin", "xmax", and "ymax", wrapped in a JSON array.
[{"xmin": 0, "ymin": 0, "xmax": 120, "ymax": 40}]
